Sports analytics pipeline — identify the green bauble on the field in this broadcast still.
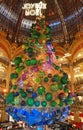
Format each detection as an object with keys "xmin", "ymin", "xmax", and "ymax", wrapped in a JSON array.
[
  {"xmin": 41, "ymin": 101, "xmax": 47, "ymax": 107},
  {"xmin": 67, "ymin": 97, "xmax": 73, "ymax": 104},
  {"xmin": 46, "ymin": 27, "xmax": 51, "ymax": 33},
  {"xmin": 50, "ymin": 84, "xmax": 58, "ymax": 91},
  {"xmin": 26, "ymin": 60, "xmax": 31, "ymax": 66},
  {"xmin": 56, "ymin": 56, "xmax": 59, "ymax": 59},
  {"xmin": 35, "ymin": 100, "xmax": 40, "ymax": 107},
  {"xmin": 21, "ymin": 92, "xmax": 27, "ymax": 98},
  {"xmin": 58, "ymin": 83, "xmax": 63, "ymax": 90},
  {"xmin": 59, "ymin": 101, "xmax": 63, "ymax": 107},
  {"xmin": 26, "ymin": 97, "xmax": 34, "ymax": 106},
  {"xmin": 30, "ymin": 28, "xmax": 33, "ymax": 33},
  {"xmin": 15, "ymin": 67, "xmax": 21, "ymax": 73},
  {"xmin": 30, "ymin": 42, "xmax": 34, "ymax": 46},
  {"xmin": 40, "ymin": 34, "xmax": 46, "ymax": 39},
  {"xmin": 13, "ymin": 85, "xmax": 17, "ymax": 90},
  {"xmin": 64, "ymin": 88, "xmax": 68, "ymax": 93},
  {"xmin": 35, "ymin": 40, "xmax": 39, "ymax": 44},
  {"xmin": 9, "ymin": 86, "xmax": 12, "ymax": 90},
  {"xmin": 36, "ymin": 78, "xmax": 41, "ymax": 83},
  {"xmin": 10, "ymin": 73, "xmax": 18, "ymax": 79},
  {"xmin": 31, "ymin": 58, "xmax": 37, "ymax": 65},
  {"xmin": 18, "ymin": 88, "xmax": 24, "ymax": 94},
  {"xmin": 20, "ymin": 65, "xmax": 25, "ymax": 70},
  {"xmin": 53, "ymin": 74, "xmax": 59, "ymax": 82},
  {"xmin": 24, "ymin": 43, "xmax": 29, "ymax": 47},
  {"xmin": 14, "ymin": 97, "xmax": 21, "ymax": 105},
  {"xmin": 37, "ymin": 86, "xmax": 45, "ymax": 95},
  {"xmin": 24, "ymin": 49, "xmax": 29, "ymax": 53},
  {"xmin": 28, "ymin": 47, "xmax": 33, "ymax": 53},
  {"xmin": 55, "ymin": 66, "xmax": 60, "ymax": 70},
  {"xmin": 44, "ymin": 77, "xmax": 49, "ymax": 82},
  {"xmin": 46, "ymin": 35, "xmax": 51, "ymax": 39},
  {"xmin": 50, "ymin": 101, "xmax": 56, "ymax": 107},
  {"xmin": 6, "ymin": 92, "xmax": 14, "ymax": 104},
  {"xmin": 45, "ymin": 92, "xmax": 53, "ymax": 101},
  {"xmin": 61, "ymin": 76, "xmax": 68, "ymax": 84},
  {"xmin": 39, "ymin": 71, "xmax": 45, "ymax": 78},
  {"xmin": 14, "ymin": 57, "xmax": 22, "ymax": 65},
  {"xmin": 34, "ymin": 34, "xmax": 39, "ymax": 39}
]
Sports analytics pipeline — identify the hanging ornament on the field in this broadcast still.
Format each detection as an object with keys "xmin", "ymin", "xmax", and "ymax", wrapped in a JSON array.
[
  {"xmin": 50, "ymin": 101, "xmax": 56, "ymax": 107},
  {"xmin": 26, "ymin": 97, "xmax": 34, "ymax": 106},
  {"xmin": 58, "ymin": 83, "xmax": 63, "ymax": 90},
  {"xmin": 41, "ymin": 101, "xmax": 47, "ymax": 107},
  {"xmin": 14, "ymin": 96, "xmax": 21, "ymax": 106},
  {"xmin": 31, "ymin": 58, "xmax": 37, "ymax": 65},
  {"xmin": 35, "ymin": 78, "xmax": 41, "ymax": 84},
  {"xmin": 39, "ymin": 71, "xmax": 45, "ymax": 78},
  {"xmin": 37, "ymin": 86, "xmax": 45, "ymax": 95},
  {"xmin": 45, "ymin": 92, "xmax": 53, "ymax": 101},
  {"xmin": 21, "ymin": 92, "xmax": 27, "ymax": 98},
  {"xmin": 10, "ymin": 73, "xmax": 18, "ymax": 79},
  {"xmin": 26, "ymin": 60, "xmax": 31, "ymax": 66},
  {"xmin": 61, "ymin": 76, "xmax": 68, "ymax": 84},
  {"xmin": 35, "ymin": 100, "xmax": 40, "ymax": 107},
  {"xmin": 44, "ymin": 77, "xmax": 49, "ymax": 82},
  {"xmin": 14, "ymin": 57, "xmax": 22, "ymax": 65},
  {"xmin": 50, "ymin": 84, "xmax": 58, "ymax": 91},
  {"xmin": 6, "ymin": 92, "xmax": 14, "ymax": 104},
  {"xmin": 13, "ymin": 85, "xmax": 17, "ymax": 90}
]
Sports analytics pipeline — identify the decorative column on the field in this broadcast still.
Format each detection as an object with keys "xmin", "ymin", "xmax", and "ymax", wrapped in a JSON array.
[
  {"xmin": 69, "ymin": 62, "xmax": 75, "ymax": 93},
  {"xmin": 6, "ymin": 61, "xmax": 11, "ymax": 92}
]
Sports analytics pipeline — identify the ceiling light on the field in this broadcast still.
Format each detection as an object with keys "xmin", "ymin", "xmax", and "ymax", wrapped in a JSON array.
[
  {"xmin": 0, "ymin": 65, "xmax": 5, "ymax": 72},
  {"xmin": 63, "ymin": 53, "xmax": 71, "ymax": 58},
  {"xmin": 74, "ymin": 74, "xmax": 83, "ymax": 77},
  {"xmin": 77, "ymin": 53, "xmax": 82, "ymax": 57},
  {"xmin": 3, "ymin": 89, "xmax": 7, "ymax": 93},
  {"xmin": 78, "ymin": 96, "xmax": 83, "ymax": 101},
  {"xmin": 74, "ymin": 67, "xmax": 80, "ymax": 70},
  {"xmin": 11, "ymin": 61, "xmax": 15, "ymax": 65}
]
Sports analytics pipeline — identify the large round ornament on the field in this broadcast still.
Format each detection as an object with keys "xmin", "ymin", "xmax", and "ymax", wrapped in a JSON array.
[
  {"xmin": 14, "ymin": 97, "xmax": 21, "ymax": 105},
  {"xmin": 35, "ymin": 100, "xmax": 40, "ymax": 107},
  {"xmin": 26, "ymin": 97, "xmax": 34, "ymax": 106},
  {"xmin": 26, "ymin": 60, "xmax": 31, "ymax": 66},
  {"xmin": 21, "ymin": 92, "xmax": 27, "ymax": 98},
  {"xmin": 37, "ymin": 86, "xmax": 45, "ymax": 95},
  {"xmin": 58, "ymin": 83, "xmax": 63, "ymax": 90},
  {"xmin": 53, "ymin": 74, "xmax": 59, "ymax": 82},
  {"xmin": 14, "ymin": 57, "xmax": 22, "ymax": 65},
  {"xmin": 10, "ymin": 73, "xmax": 18, "ymax": 79},
  {"xmin": 45, "ymin": 92, "xmax": 53, "ymax": 101},
  {"xmin": 50, "ymin": 84, "xmax": 58, "ymax": 91},
  {"xmin": 41, "ymin": 101, "xmax": 47, "ymax": 107},
  {"xmin": 44, "ymin": 77, "xmax": 49, "ymax": 82},
  {"xmin": 6, "ymin": 92, "xmax": 14, "ymax": 104},
  {"xmin": 61, "ymin": 76, "xmax": 68, "ymax": 84},
  {"xmin": 50, "ymin": 101, "xmax": 56, "ymax": 107},
  {"xmin": 31, "ymin": 58, "xmax": 37, "ymax": 65}
]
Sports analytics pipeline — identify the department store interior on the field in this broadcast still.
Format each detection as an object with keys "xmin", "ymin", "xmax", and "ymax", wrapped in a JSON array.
[{"xmin": 0, "ymin": 0, "xmax": 83, "ymax": 130}]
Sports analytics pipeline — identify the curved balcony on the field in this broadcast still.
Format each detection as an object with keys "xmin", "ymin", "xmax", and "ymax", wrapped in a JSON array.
[
  {"xmin": 74, "ymin": 79, "xmax": 83, "ymax": 86},
  {"xmin": 71, "ymin": 101, "xmax": 83, "ymax": 112},
  {"xmin": 73, "ymin": 58, "xmax": 83, "ymax": 66},
  {"xmin": 61, "ymin": 58, "xmax": 83, "ymax": 68}
]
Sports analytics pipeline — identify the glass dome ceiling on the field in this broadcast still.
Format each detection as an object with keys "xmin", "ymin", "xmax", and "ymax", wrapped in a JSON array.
[{"xmin": 0, "ymin": 0, "xmax": 83, "ymax": 46}]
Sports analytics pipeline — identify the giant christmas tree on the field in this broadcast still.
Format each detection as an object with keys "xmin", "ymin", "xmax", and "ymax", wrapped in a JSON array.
[{"xmin": 6, "ymin": 17, "xmax": 73, "ymax": 129}]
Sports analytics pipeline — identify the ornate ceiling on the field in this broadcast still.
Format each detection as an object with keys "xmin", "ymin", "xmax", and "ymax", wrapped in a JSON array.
[{"xmin": 0, "ymin": 0, "xmax": 83, "ymax": 47}]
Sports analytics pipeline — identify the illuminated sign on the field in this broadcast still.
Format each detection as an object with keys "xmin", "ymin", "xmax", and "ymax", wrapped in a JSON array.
[{"xmin": 22, "ymin": 1, "xmax": 47, "ymax": 16}]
